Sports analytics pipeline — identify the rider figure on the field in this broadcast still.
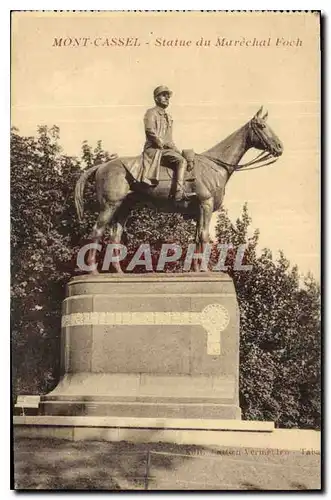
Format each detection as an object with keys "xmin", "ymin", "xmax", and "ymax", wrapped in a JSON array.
[{"xmin": 141, "ymin": 85, "xmax": 195, "ymax": 201}]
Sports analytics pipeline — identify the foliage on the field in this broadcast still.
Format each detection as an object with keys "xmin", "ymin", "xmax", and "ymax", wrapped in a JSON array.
[
  {"xmin": 11, "ymin": 126, "xmax": 89, "ymax": 395},
  {"xmin": 215, "ymin": 204, "xmax": 321, "ymax": 429},
  {"xmin": 11, "ymin": 127, "xmax": 320, "ymax": 429}
]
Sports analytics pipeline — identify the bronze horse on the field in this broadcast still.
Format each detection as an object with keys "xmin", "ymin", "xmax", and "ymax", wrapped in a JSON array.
[{"xmin": 75, "ymin": 107, "xmax": 283, "ymax": 272}]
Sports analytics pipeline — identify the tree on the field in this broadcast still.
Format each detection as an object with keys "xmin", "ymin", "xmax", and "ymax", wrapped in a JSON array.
[
  {"xmin": 11, "ymin": 126, "xmax": 96, "ymax": 395},
  {"xmin": 215, "ymin": 205, "xmax": 321, "ymax": 429},
  {"xmin": 121, "ymin": 205, "xmax": 196, "ymax": 272}
]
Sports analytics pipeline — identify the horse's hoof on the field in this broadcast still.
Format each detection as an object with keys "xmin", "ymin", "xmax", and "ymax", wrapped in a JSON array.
[
  {"xmin": 90, "ymin": 269, "xmax": 99, "ymax": 276},
  {"xmin": 111, "ymin": 266, "xmax": 123, "ymax": 274}
]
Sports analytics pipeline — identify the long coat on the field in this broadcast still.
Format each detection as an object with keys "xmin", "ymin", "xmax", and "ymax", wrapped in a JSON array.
[{"xmin": 140, "ymin": 106, "xmax": 179, "ymax": 185}]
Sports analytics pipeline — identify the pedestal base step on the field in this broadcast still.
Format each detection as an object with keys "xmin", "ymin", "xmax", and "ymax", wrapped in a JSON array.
[
  {"xmin": 40, "ymin": 400, "xmax": 241, "ymax": 419},
  {"xmin": 13, "ymin": 416, "xmax": 320, "ymax": 451},
  {"xmin": 15, "ymin": 415, "xmax": 273, "ymax": 431}
]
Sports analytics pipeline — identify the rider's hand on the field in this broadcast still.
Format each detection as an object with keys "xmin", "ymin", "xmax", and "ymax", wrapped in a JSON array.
[{"xmin": 156, "ymin": 138, "xmax": 164, "ymax": 149}]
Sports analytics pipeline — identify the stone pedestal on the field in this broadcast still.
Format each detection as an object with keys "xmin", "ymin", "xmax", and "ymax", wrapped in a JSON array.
[{"xmin": 40, "ymin": 273, "xmax": 241, "ymax": 419}]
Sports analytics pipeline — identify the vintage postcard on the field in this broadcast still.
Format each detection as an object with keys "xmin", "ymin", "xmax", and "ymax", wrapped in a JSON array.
[{"xmin": 11, "ymin": 11, "xmax": 321, "ymax": 491}]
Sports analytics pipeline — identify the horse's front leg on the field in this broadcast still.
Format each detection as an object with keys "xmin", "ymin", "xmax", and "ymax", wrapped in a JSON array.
[
  {"xmin": 193, "ymin": 223, "xmax": 201, "ymax": 272},
  {"xmin": 193, "ymin": 198, "xmax": 214, "ymax": 272}
]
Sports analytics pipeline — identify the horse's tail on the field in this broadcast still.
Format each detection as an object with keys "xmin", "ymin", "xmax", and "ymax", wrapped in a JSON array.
[{"xmin": 74, "ymin": 164, "xmax": 100, "ymax": 223}]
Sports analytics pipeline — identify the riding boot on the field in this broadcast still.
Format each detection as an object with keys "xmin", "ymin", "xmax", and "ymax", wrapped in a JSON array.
[
  {"xmin": 186, "ymin": 160, "xmax": 196, "ymax": 181},
  {"xmin": 174, "ymin": 162, "xmax": 196, "ymax": 201}
]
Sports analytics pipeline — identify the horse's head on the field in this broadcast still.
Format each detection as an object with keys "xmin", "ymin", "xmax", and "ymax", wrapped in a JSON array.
[{"xmin": 249, "ymin": 107, "xmax": 283, "ymax": 157}]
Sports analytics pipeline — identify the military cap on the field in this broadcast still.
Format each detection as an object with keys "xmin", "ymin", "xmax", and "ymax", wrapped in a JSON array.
[{"xmin": 153, "ymin": 85, "xmax": 173, "ymax": 98}]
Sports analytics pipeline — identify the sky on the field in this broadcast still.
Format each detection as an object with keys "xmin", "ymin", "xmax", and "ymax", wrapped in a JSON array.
[{"xmin": 11, "ymin": 11, "xmax": 320, "ymax": 278}]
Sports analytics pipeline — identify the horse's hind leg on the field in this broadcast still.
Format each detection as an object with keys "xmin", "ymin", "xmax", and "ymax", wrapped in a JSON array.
[
  {"xmin": 87, "ymin": 201, "xmax": 121, "ymax": 273},
  {"xmin": 107, "ymin": 197, "xmax": 136, "ymax": 273}
]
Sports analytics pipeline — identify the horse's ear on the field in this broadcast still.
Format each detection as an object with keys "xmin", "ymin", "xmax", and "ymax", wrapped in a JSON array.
[
  {"xmin": 262, "ymin": 110, "xmax": 268, "ymax": 121},
  {"xmin": 255, "ymin": 106, "xmax": 263, "ymax": 119}
]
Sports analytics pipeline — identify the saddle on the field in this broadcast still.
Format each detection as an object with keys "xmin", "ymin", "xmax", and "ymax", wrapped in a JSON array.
[
  {"xmin": 121, "ymin": 149, "xmax": 197, "ymax": 202},
  {"xmin": 122, "ymin": 149, "xmax": 197, "ymax": 184}
]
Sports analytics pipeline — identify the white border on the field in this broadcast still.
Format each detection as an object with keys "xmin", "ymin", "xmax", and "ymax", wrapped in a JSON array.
[
  {"xmin": 3, "ymin": 3, "xmax": 326, "ymax": 498},
  {"xmin": 4, "ymin": 1, "xmax": 329, "ymax": 10}
]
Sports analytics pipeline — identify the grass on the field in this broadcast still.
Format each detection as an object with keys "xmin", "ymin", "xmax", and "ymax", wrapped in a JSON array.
[{"xmin": 13, "ymin": 437, "xmax": 321, "ymax": 491}]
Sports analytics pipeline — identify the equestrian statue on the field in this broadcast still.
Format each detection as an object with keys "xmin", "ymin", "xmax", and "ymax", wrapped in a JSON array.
[{"xmin": 75, "ymin": 86, "xmax": 283, "ymax": 273}]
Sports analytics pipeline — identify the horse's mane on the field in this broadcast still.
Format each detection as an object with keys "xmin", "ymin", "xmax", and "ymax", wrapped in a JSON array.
[{"xmin": 201, "ymin": 123, "xmax": 249, "ymax": 162}]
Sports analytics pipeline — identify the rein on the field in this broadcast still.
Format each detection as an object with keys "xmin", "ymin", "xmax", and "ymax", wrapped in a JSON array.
[
  {"xmin": 204, "ymin": 151, "xmax": 277, "ymax": 173},
  {"xmin": 203, "ymin": 120, "xmax": 279, "ymax": 174}
]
